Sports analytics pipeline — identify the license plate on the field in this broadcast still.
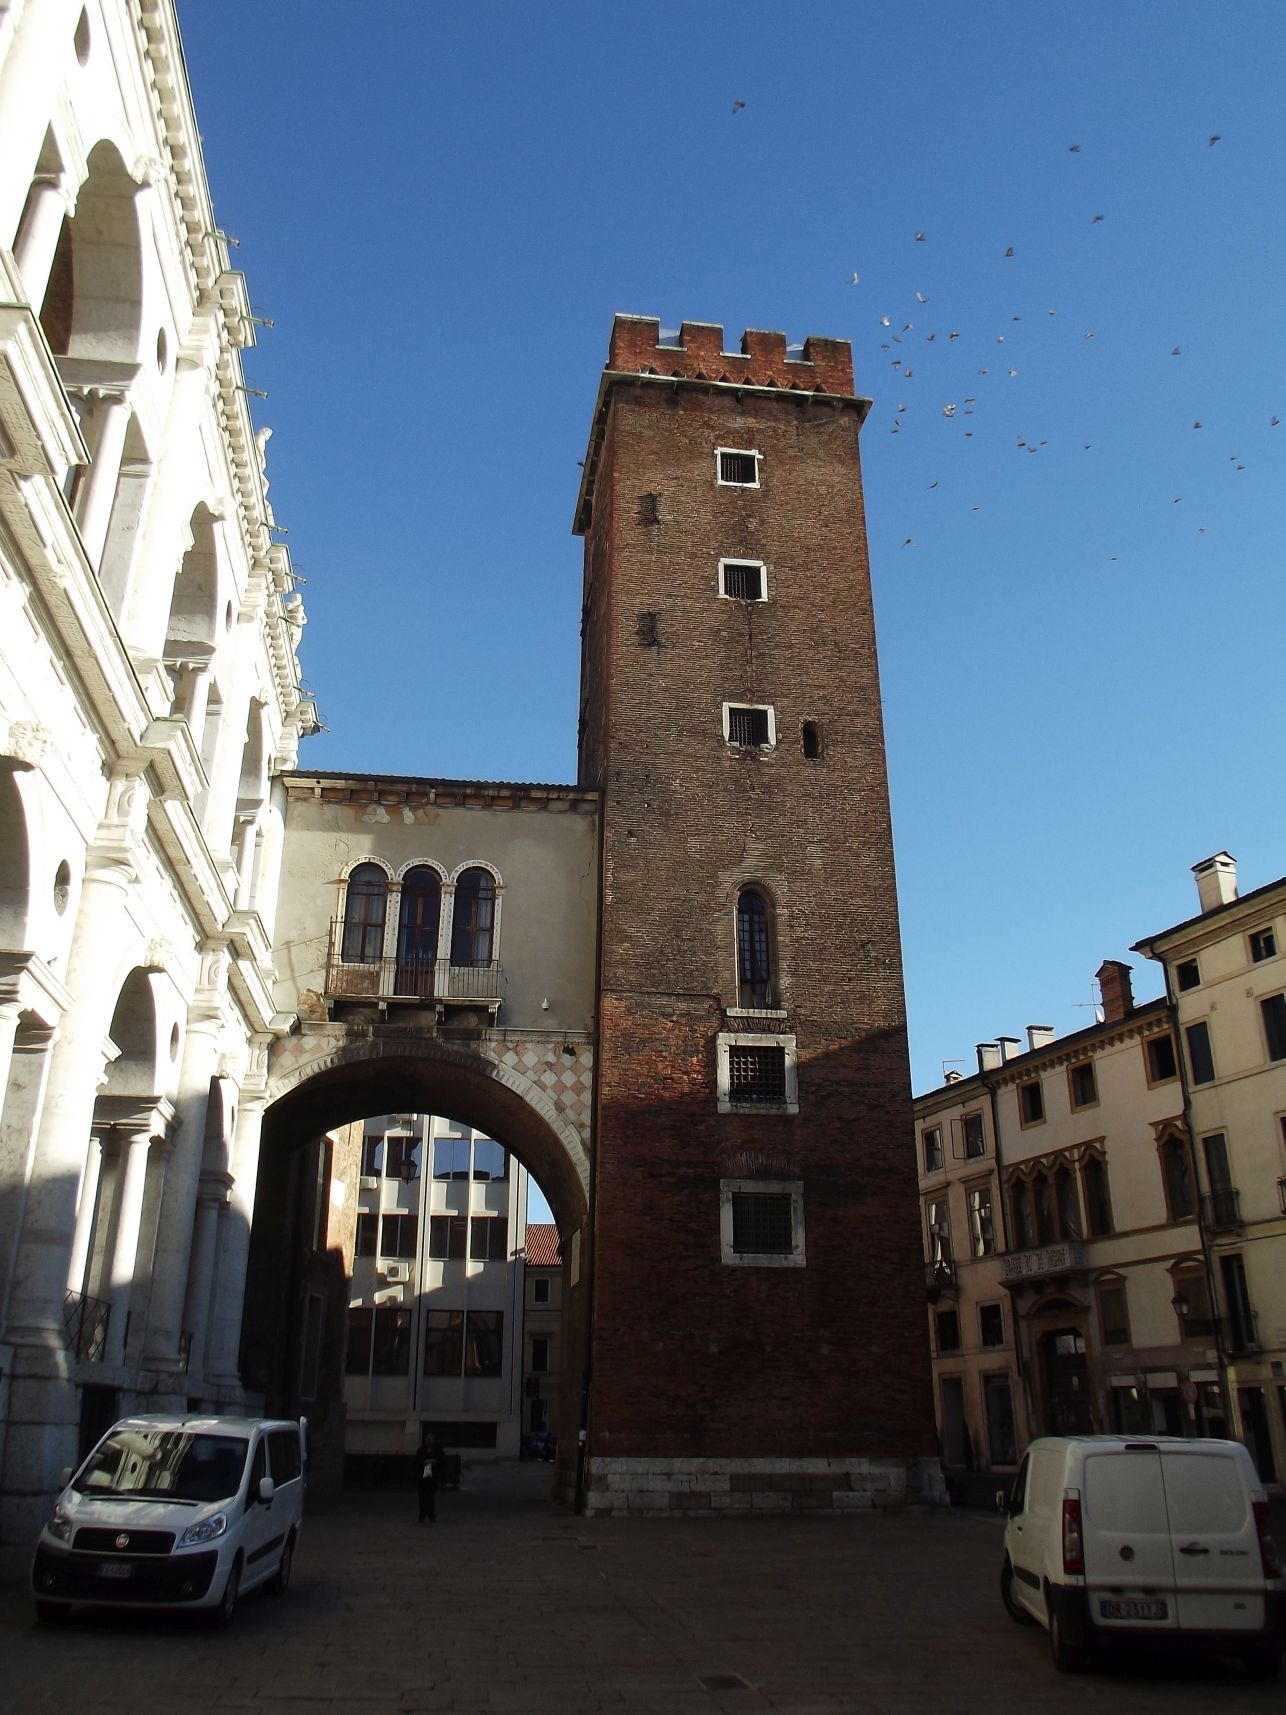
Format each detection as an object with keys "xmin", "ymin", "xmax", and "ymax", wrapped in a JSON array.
[
  {"xmin": 97, "ymin": 1561, "xmax": 133, "ymax": 1581},
  {"xmin": 1099, "ymin": 1598, "xmax": 1167, "ymax": 1621}
]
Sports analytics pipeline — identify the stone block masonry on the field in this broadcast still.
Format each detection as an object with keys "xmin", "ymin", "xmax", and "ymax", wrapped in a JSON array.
[{"xmin": 584, "ymin": 1456, "xmax": 948, "ymax": 1516}]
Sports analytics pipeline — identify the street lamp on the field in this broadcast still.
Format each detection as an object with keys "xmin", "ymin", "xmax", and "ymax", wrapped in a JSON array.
[{"xmin": 1171, "ymin": 1290, "xmax": 1190, "ymax": 1323}]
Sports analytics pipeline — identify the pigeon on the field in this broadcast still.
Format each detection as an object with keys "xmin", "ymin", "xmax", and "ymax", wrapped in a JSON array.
[
  {"xmin": 949, "ymin": 331, "xmax": 960, "ymax": 341},
  {"xmin": 1083, "ymin": 444, "xmax": 1092, "ymax": 450},
  {"xmin": 903, "ymin": 537, "xmax": 916, "ymax": 547},
  {"xmin": 850, "ymin": 273, "xmax": 861, "ymax": 284},
  {"xmin": 971, "ymin": 504, "xmax": 981, "ymax": 511},
  {"xmin": 996, "ymin": 334, "xmax": 1006, "ymax": 343},
  {"xmin": 1048, "ymin": 309, "xmax": 1058, "ymax": 316},
  {"xmin": 903, "ymin": 367, "xmax": 913, "ymax": 379},
  {"xmin": 1272, "ymin": 417, "xmax": 1280, "ymax": 427},
  {"xmin": 915, "ymin": 232, "xmax": 926, "ymax": 242},
  {"xmin": 1004, "ymin": 246, "xmax": 1015, "ymax": 258},
  {"xmin": 1171, "ymin": 346, "xmax": 1181, "ymax": 356},
  {"xmin": 1209, "ymin": 134, "xmax": 1221, "ymax": 146},
  {"xmin": 1092, "ymin": 214, "xmax": 1104, "ymax": 223},
  {"xmin": 925, "ymin": 333, "xmax": 936, "ymax": 342},
  {"xmin": 1012, "ymin": 315, "xmax": 1022, "ymax": 322},
  {"xmin": 929, "ymin": 481, "xmax": 940, "ymax": 489},
  {"xmin": 1173, "ymin": 497, "xmax": 1182, "ymax": 504},
  {"xmin": 1069, "ymin": 143, "xmax": 1082, "ymax": 153},
  {"xmin": 916, "ymin": 290, "xmax": 928, "ymax": 303},
  {"xmin": 1084, "ymin": 331, "xmax": 1096, "ymax": 339},
  {"xmin": 978, "ymin": 368, "xmax": 989, "ymax": 376},
  {"xmin": 1008, "ymin": 368, "xmax": 1018, "ymax": 377},
  {"xmin": 1193, "ymin": 421, "xmax": 1203, "ymax": 429},
  {"xmin": 880, "ymin": 315, "xmax": 891, "ymax": 326},
  {"xmin": 942, "ymin": 404, "xmax": 956, "ymax": 418},
  {"xmin": 732, "ymin": 99, "xmax": 746, "ymax": 113}
]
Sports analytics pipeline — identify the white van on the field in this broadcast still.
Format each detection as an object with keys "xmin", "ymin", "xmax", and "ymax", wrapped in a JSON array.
[
  {"xmin": 31, "ymin": 1415, "xmax": 306, "ymax": 1626},
  {"xmin": 1002, "ymin": 1435, "xmax": 1284, "ymax": 1675}
]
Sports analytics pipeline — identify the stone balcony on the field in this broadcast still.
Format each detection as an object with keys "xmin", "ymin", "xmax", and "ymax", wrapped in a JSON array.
[{"xmin": 1000, "ymin": 1240, "xmax": 1088, "ymax": 1284}]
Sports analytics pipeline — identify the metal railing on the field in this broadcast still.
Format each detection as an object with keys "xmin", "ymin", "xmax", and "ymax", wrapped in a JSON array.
[
  {"xmin": 925, "ymin": 1259, "xmax": 957, "ymax": 1300},
  {"xmin": 1201, "ymin": 1186, "xmax": 1241, "ymax": 1229},
  {"xmin": 325, "ymin": 921, "xmax": 502, "ymax": 1004},
  {"xmin": 1225, "ymin": 1307, "xmax": 1260, "ymax": 1354},
  {"xmin": 63, "ymin": 1290, "xmax": 109, "ymax": 1363}
]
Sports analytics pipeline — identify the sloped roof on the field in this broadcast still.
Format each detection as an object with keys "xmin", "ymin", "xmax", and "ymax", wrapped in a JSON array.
[{"xmin": 524, "ymin": 1224, "xmax": 562, "ymax": 1268}]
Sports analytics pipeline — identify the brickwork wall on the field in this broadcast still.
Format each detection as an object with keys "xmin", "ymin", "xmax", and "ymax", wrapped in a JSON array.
[{"xmin": 578, "ymin": 339, "xmax": 937, "ymax": 1475}]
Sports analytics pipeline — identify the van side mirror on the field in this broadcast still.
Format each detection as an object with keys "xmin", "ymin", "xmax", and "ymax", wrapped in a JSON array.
[
  {"xmin": 59, "ymin": 1467, "xmax": 72, "ymax": 1489},
  {"xmin": 258, "ymin": 1476, "xmax": 275, "ymax": 1505}
]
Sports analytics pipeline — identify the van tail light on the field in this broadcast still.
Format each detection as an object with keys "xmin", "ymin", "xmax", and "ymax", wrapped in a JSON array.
[
  {"xmin": 1253, "ymin": 1501, "xmax": 1282, "ymax": 1578},
  {"xmin": 1062, "ymin": 1495, "xmax": 1085, "ymax": 1576}
]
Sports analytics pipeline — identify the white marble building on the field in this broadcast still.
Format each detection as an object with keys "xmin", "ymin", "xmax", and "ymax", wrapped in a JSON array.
[{"xmin": 0, "ymin": 0, "xmax": 313, "ymax": 1571}]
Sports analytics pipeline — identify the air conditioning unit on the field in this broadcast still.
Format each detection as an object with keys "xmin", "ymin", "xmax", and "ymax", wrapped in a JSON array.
[{"xmin": 379, "ymin": 1261, "xmax": 411, "ymax": 1284}]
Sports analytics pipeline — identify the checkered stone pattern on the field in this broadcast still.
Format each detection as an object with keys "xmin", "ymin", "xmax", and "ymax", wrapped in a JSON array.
[
  {"xmin": 582, "ymin": 1457, "xmax": 950, "ymax": 1516},
  {"xmin": 485, "ymin": 1038, "xmax": 594, "ymax": 1141}
]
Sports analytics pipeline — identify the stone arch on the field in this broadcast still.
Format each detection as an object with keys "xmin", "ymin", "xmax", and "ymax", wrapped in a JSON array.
[
  {"xmin": 43, "ymin": 138, "xmax": 144, "ymax": 363},
  {"xmin": 394, "ymin": 858, "xmax": 448, "ymax": 884},
  {"xmin": 446, "ymin": 858, "xmax": 504, "ymax": 887},
  {"xmin": 101, "ymin": 967, "xmax": 167, "ymax": 1100},
  {"xmin": 264, "ymin": 1034, "xmax": 589, "ymax": 1226},
  {"xmin": 163, "ymin": 504, "xmax": 223, "ymax": 716}
]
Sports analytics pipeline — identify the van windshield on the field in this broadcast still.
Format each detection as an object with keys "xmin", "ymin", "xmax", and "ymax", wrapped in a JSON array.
[{"xmin": 73, "ymin": 1430, "xmax": 249, "ymax": 1503}]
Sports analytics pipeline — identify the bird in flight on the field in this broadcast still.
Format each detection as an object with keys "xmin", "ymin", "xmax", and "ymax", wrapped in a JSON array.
[
  {"xmin": 916, "ymin": 290, "xmax": 928, "ymax": 303},
  {"xmin": 1209, "ymin": 134, "xmax": 1221, "ymax": 146},
  {"xmin": 1069, "ymin": 143, "xmax": 1082, "ymax": 153},
  {"xmin": 1092, "ymin": 214, "xmax": 1105, "ymax": 224},
  {"xmin": 850, "ymin": 273, "xmax": 861, "ymax": 284},
  {"xmin": 732, "ymin": 99, "xmax": 746, "ymax": 113},
  {"xmin": 915, "ymin": 231, "xmax": 926, "ymax": 243},
  {"xmin": 1171, "ymin": 346, "xmax": 1181, "ymax": 356},
  {"xmin": 1004, "ymin": 247, "xmax": 1015, "ymax": 258},
  {"xmin": 903, "ymin": 537, "xmax": 916, "ymax": 547}
]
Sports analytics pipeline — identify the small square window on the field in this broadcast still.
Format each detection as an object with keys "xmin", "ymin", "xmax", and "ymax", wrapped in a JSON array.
[
  {"xmin": 1250, "ymin": 928, "xmax": 1277, "ymax": 964},
  {"xmin": 1068, "ymin": 1062, "xmax": 1097, "ymax": 1109},
  {"xmin": 962, "ymin": 1112, "xmax": 986, "ymax": 1158},
  {"xmin": 724, "ymin": 704, "xmax": 774, "ymax": 748},
  {"xmin": 1019, "ymin": 1080, "xmax": 1045, "ymax": 1126},
  {"xmin": 1145, "ymin": 1033, "xmax": 1178, "ymax": 1084},
  {"xmin": 716, "ymin": 447, "xmax": 760, "ymax": 487},
  {"xmin": 720, "ymin": 1178, "xmax": 805, "ymax": 1267},
  {"xmin": 533, "ymin": 1278, "xmax": 551, "ymax": 1306},
  {"xmin": 922, "ymin": 1126, "xmax": 944, "ymax": 1174},
  {"xmin": 935, "ymin": 1309, "xmax": 960, "ymax": 1354},
  {"xmin": 716, "ymin": 1032, "xmax": 798, "ymax": 1114},
  {"xmin": 720, "ymin": 559, "xmax": 766, "ymax": 601},
  {"xmin": 1185, "ymin": 1020, "xmax": 1215, "ymax": 1085},
  {"xmin": 1176, "ymin": 959, "xmax": 1201, "ymax": 991},
  {"xmin": 979, "ymin": 1303, "xmax": 1005, "ymax": 1348}
]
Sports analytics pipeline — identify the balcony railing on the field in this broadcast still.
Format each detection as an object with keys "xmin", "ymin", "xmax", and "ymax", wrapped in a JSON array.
[
  {"xmin": 324, "ymin": 923, "xmax": 503, "ymax": 1007},
  {"xmin": 1000, "ymin": 1240, "xmax": 1088, "ymax": 1284},
  {"xmin": 925, "ymin": 1259, "xmax": 957, "ymax": 1300},
  {"xmin": 63, "ymin": 1290, "xmax": 109, "ymax": 1363},
  {"xmin": 1201, "ymin": 1186, "xmax": 1241, "ymax": 1229}
]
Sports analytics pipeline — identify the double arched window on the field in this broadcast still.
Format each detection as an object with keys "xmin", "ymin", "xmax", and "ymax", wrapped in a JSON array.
[{"xmin": 736, "ymin": 887, "xmax": 774, "ymax": 1008}]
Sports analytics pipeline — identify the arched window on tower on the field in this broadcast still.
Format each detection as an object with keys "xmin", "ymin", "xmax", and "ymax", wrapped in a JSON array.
[
  {"xmin": 451, "ymin": 868, "xmax": 495, "ymax": 968},
  {"xmin": 736, "ymin": 888, "xmax": 774, "ymax": 1008},
  {"xmin": 397, "ymin": 867, "xmax": 441, "ymax": 995},
  {"xmin": 341, "ymin": 864, "xmax": 388, "ymax": 964}
]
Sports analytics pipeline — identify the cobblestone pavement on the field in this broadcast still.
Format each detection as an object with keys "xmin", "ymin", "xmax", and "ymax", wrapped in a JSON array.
[{"xmin": 0, "ymin": 1461, "xmax": 1280, "ymax": 1714}]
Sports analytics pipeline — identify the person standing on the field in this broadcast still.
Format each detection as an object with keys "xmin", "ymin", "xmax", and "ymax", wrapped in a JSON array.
[{"xmin": 418, "ymin": 1432, "xmax": 443, "ymax": 1523}]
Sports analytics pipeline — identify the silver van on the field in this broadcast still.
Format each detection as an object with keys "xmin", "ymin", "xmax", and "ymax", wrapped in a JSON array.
[
  {"xmin": 31, "ymin": 1415, "xmax": 306, "ymax": 1625},
  {"xmin": 1002, "ymin": 1434, "xmax": 1284, "ymax": 1675}
]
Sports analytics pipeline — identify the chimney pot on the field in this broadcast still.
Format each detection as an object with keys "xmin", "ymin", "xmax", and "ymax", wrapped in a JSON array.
[{"xmin": 1193, "ymin": 851, "xmax": 1238, "ymax": 913}]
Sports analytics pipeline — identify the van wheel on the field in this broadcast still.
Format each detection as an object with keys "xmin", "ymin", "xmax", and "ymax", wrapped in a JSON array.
[
  {"xmin": 1243, "ymin": 1644, "xmax": 1281, "ymax": 1680},
  {"xmin": 34, "ymin": 1599, "xmax": 70, "ymax": 1624},
  {"xmin": 1000, "ymin": 1561, "xmax": 1035, "ymax": 1626},
  {"xmin": 212, "ymin": 1561, "xmax": 240, "ymax": 1629},
  {"xmin": 1049, "ymin": 1603, "xmax": 1086, "ymax": 1673},
  {"xmin": 268, "ymin": 1534, "xmax": 294, "ymax": 1597}
]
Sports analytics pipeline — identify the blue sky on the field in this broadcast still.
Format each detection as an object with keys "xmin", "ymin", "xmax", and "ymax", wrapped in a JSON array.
[{"xmin": 182, "ymin": 1, "xmax": 1284, "ymax": 1109}]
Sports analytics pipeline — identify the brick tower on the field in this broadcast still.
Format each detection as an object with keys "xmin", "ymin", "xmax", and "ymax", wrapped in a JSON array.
[{"xmin": 574, "ymin": 316, "xmax": 942, "ymax": 1513}]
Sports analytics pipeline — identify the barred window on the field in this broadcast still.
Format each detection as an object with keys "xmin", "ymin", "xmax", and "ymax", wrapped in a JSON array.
[
  {"xmin": 717, "ymin": 448, "xmax": 759, "ymax": 486},
  {"xmin": 731, "ymin": 1192, "xmax": 793, "ymax": 1255},
  {"xmin": 721, "ymin": 560, "xmax": 765, "ymax": 601},
  {"xmin": 728, "ymin": 1044, "xmax": 786, "ymax": 1104},
  {"xmin": 726, "ymin": 705, "xmax": 771, "ymax": 748}
]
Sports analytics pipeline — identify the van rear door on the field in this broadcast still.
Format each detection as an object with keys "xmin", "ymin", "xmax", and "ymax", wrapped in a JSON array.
[
  {"xmin": 1081, "ymin": 1448, "xmax": 1177, "ymax": 1630},
  {"xmin": 1159, "ymin": 1449, "xmax": 1264, "ymax": 1632}
]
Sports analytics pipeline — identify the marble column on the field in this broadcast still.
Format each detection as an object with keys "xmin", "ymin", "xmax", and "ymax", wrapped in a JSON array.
[
  {"xmin": 0, "ymin": 1016, "xmax": 59, "ymax": 1340},
  {"xmin": 182, "ymin": 1176, "xmax": 230, "ymax": 1385},
  {"xmin": 64, "ymin": 1130, "xmax": 104, "ymax": 1301},
  {"xmin": 204, "ymin": 1091, "xmax": 265, "ymax": 1395},
  {"xmin": 13, "ymin": 176, "xmax": 70, "ymax": 314},
  {"xmin": 100, "ymin": 1118, "xmax": 155, "ymax": 1370}
]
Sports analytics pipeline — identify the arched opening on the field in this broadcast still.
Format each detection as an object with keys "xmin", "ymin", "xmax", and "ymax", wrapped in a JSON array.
[
  {"xmin": 396, "ymin": 867, "xmax": 441, "ymax": 996},
  {"xmin": 41, "ymin": 140, "xmax": 143, "ymax": 363},
  {"xmin": 341, "ymin": 863, "xmax": 388, "ymax": 965},
  {"xmin": 451, "ymin": 868, "xmax": 495, "ymax": 967},
  {"xmin": 0, "ymin": 769, "xmax": 32, "ymax": 949},
  {"xmin": 735, "ymin": 886, "xmax": 774, "ymax": 1008},
  {"xmin": 163, "ymin": 506, "xmax": 222, "ymax": 722},
  {"xmin": 244, "ymin": 1042, "xmax": 590, "ymax": 1499}
]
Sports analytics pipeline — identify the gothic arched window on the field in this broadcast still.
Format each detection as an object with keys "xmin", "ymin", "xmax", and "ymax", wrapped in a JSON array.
[{"xmin": 396, "ymin": 867, "xmax": 441, "ymax": 993}]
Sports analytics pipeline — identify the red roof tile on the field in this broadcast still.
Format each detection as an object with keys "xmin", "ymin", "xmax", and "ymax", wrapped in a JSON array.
[{"xmin": 524, "ymin": 1223, "xmax": 562, "ymax": 1268}]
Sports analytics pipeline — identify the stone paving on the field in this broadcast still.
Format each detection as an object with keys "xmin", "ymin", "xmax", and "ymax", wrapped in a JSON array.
[{"xmin": 0, "ymin": 1460, "xmax": 1280, "ymax": 1714}]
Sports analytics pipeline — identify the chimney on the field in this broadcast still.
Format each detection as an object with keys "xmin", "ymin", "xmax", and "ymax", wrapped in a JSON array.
[
  {"xmin": 944, "ymin": 1069, "xmax": 963, "ymax": 1084},
  {"xmin": 1193, "ymin": 851, "xmax": 1237, "ymax": 914},
  {"xmin": 976, "ymin": 1042, "xmax": 1002, "ymax": 1072},
  {"xmin": 1026, "ymin": 1025, "xmax": 1055, "ymax": 1052},
  {"xmin": 997, "ymin": 1036, "xmax": 1023, "ymax": 1063},
  {"xmin": 1096, "ymin": 960, "xmax": 1134, "ymax": 1023}
]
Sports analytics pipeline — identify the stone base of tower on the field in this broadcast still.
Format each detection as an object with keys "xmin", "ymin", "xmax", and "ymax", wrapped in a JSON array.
[{"xmin": 582, "ymin": 1454, "xmax": 948, "ymax": 1517}]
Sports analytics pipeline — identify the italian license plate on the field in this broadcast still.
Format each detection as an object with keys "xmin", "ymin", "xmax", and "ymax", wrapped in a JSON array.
[
  {"xmin": 97, "ymin": 1561, "xmax": 133, "ymax": 1581},
  {"xmin": 1100, "ymin": 1598, "xmax": 1166, "ymax": 1621}
]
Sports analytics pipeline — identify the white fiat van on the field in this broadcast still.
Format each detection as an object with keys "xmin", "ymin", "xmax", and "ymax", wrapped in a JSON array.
[
  {"xmin": 1002, "ymin": 1435, "xmax": 1284, "ymax": 1675},
  {"xmin": 31, "ymin": 1415, "xmax": 306, "ymax": 1626}
]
